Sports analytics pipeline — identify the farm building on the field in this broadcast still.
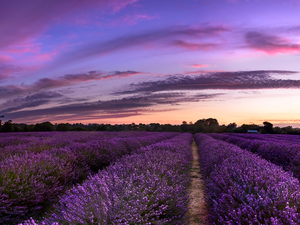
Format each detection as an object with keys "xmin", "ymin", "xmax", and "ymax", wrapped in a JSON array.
[{"xmin": 247, "ymin": 130, "xmax": 258, "ymax": 133}]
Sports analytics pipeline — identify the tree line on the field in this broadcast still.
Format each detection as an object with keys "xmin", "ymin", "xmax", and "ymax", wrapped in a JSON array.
[
  {"xmin": 0, "ymin": 118, "xmax": 299, "ymax": 134},
  {"xmin": 0, "ymin": 120, "xmax": 182, "ymax": 133}
]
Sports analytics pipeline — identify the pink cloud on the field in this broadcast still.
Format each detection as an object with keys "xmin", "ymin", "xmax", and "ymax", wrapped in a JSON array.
[
  {"xmin": 245, "ymin": 31, "xmax": 300, "ymax": 54},
  {"xmin": 20, "ymin": 41, "xmax": 78, "ymax": 64},
  {"xmin": 5, "ymin": 44, "xmax": 41, "ymax": 54},
  {"xmin": 0, "ymin": 54, "xmax": 12, "ymax": 63},
  {"xmin": 172, "ymin": 40, "xmax": 219, "ymax": 50},
  {"xmin": 36, "ymin": 53, "xmax": 57, "ymax": 63},
  {"xmin": 107, "ymin": 0, "xmax": 138, "ymax": 13},
  {"xmin": 0, "ymin": 65, "xmax": 24, "ymax": 80},
  {"xmin": 191, "ymin": 64, "xmax": 210, "ymax": 68},
  {"xmin": 120, "ymin": 13, "xmax": 157, "ymax": 25},
  {"xmin": 184, "ymin": 69, "xmax": 226, "ymax": 75}
]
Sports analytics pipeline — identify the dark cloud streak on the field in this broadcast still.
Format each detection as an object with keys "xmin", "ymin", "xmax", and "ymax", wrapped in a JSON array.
[
  {"xmin": 3, "ymin": 92, "xmax": 220, "ymax": 121},
  {"xmin": 0, "ymin": 70, "xmax": 143, "ymax": 99},
  {"xmin": 0, "ymin": 91, "xmax": 63, "ymax": 113},
  {"xmin": 115, "ymin": 70, "xmax": 300, "ymax": 95}
]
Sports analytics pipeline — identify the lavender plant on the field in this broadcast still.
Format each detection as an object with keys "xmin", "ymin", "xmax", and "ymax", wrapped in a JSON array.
[
  {"xmin": 1, "ymin": 131, "xmax": 179, "ymax": 224},
  {"xmin": 22, "ymin": 133, "xmax": 192, "ymax": 225},
  {"xmin": 0, "ymin": 150, "xmax": 77, "ymax": 224},
  {"xmin": 195, "ymin": 133, "xmax": 300, "ymax": 224},
  {"xmin": 209, "ymin": 133, "xmax": 300, "ymax": 181}
]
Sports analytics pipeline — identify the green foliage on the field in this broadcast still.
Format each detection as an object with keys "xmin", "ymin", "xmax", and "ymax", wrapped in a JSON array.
[
  {"xmin": 96, "ymin": 124, "xmax": 107, "ymax": 131},
  {"xmin": 71, "ymin": 126, "xmax": 87, "ymax": 131},
  {"xmin": 193, "ymin": 118, "xmax": 220, "ymax": 133},
  {"xmin": 226, "ymin": 122, "xmax": 237, "ymax": 132},
  {"xmin": 56, "ymin": 123, "xmax": 72, "ymax": 131},
  {"xmin": 261, "ymin": 121, "xmax": 274, "ymax": 134},
  {"xmin": 34, "ymin": 122, "xmax": 55, "ymax": 131},
  {"xmin": 1, "ymin": 120, "xmax": 14, "ymax": 132},
  {"xmin": 13, "ymin": 124, "xmax": 23, "ymax": 132}
]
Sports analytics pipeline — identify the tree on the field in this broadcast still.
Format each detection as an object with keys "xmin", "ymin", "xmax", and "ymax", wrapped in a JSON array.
[
  {"xmin": 194, "ymin": 120, "xmax": 205, "ymax": 133},
  {"xmin": 273, "ymin": 126, "xmax": 283, "ymax": 134},
  {"xmin": 262, "ymin": 121, "xmax": 273, "ymax": 134},
  {"xmin": 0, "ymin": 116, "xmax": 4, "ymax": 130},
  {"xmin": 194, "ymin": 118, "xmax": 219, "ymax": 133},
  {"xmin": 131, "ymin": 123, "xmax": 138, "ymax": 131},
  {"xmin": 23, "ymin": 124, "xmax": 28, "ymax": 132},
  {"xmin": 96, "ymin": 124, "xmax": 107, "ymax": 131},
  {"xmin": 71, "ymin": 126, "xmax": 87, "ymax": 131},
  {"xmin": 13, "ymin": 124, "xmax": 22, "ymax": 132},
  {"xmin": 1, "ymin": 120, "xmax": 14, "ymax": 132},
  {"xmin": 149, "ymin": 123, "xmax": 161, "ymax": 131},
  {"xmin": 194, "ymin": 118, "xmax": 219, "ymax": 127},
  {"xmin": 56, "ymin": 123, "xmax": 72, "ymax": 131},
  {"xmin": 138, "ymin": 123, "xmax": 147, "ymax": 131},
  {"xmin": 227, "ymin": 122, "xmax": 237, "ymax": 132},
  {"xmin": 34, "ymin": 122, "xmax": 55, "ymax": 131},
  {"xmin": 204, "ymin": 118, "xmax": 219, "ymax": 127}
]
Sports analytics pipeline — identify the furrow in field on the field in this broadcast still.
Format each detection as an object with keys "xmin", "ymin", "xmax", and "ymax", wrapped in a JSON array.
[{"xmin": 186, "ymin": 139, "xmax": 209, "ymax": 225}]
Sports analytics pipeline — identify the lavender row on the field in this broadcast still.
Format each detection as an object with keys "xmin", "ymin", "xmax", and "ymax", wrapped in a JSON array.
[
  {"xmin": 0, "ymin": 131, "xmax": 154, "ymax": 151},
  {"xmin": 0, "ymin": 132, "xmax": 179, "ymax": 224},
  {"xmin": 0, "ymin": 131, "xmax": 155, "ymax": 161},
  {"xmin": 20, "ymin": 133, "xmax": 193, "ymax": 225},
  {"xmin": 228, "ymin": 133, "xmax": 300, "ymax": 144},
  {"xmin": 194, "ymin": 133, "xmax": 300, "ymax": 224},
  {"xmin": 209, "ymin": 133, "xmax": 300, "ymax": 180}
]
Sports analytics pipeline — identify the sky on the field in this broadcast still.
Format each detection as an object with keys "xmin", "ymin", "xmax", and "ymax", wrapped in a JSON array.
[{"xmin": 1, "ymin": 0, "xmax": 300, "ymax": 127}]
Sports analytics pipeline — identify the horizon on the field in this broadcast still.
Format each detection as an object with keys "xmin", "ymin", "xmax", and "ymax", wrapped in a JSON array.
[
  {"xmin": 1, "ymin": 0, "xmax": 300, "ymax": 126},
  {"xmin": 3, "ymin": 119, "xmax": 299, "ymax": 129}
]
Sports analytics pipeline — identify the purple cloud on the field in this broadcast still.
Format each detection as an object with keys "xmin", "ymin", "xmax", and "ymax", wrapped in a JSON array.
[
  {"xmin": 0, "ymin": 0, "xmax": 138, "ymax": 49},
  {"xmin": 0, "ymin": 64, "xmax": 23, "ymax": 81},
  {"xmin": 48, "ymin": 25, "xmax": 229, "ymax": 68}
]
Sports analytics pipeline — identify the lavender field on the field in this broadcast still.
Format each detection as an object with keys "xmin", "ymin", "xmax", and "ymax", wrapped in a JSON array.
[
  {"xmin": 0, "ymin": 131, "xmax": 193, "ymax": 224},
  {"xmin": 195, "ymin": 133, "xmax": 300, "ymax": 224},
  {"xmin": 3, "ymin": 131, "xmax": 300, "ymax": 224}
]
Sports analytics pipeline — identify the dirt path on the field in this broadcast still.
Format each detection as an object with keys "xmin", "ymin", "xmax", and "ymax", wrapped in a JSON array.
[{"xmin": 187, "ymin": 140, "xmax": 209, "ymax": 225}]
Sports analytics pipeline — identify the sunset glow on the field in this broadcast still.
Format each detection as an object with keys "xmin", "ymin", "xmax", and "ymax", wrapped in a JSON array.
[{"xmin": 1, "ymin": 0, "xmax": 300, "ymax": 127}]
